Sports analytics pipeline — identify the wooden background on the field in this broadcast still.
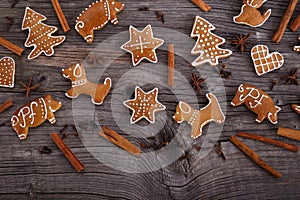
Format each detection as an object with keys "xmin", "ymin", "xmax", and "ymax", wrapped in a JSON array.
[{"xmin": 0, "ymin": 0, "xmax": 300, "ymax": 199}]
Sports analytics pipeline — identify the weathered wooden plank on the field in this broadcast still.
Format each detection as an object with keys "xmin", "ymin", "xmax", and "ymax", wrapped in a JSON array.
[{"xmin": 0, "ymin": 0, "xmax": 300, "ymax": 199}]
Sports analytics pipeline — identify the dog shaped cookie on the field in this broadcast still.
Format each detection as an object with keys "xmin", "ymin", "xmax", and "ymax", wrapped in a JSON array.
[
  {"xmin": 62, "ymin": 64, "xmax": 111, "ymax": 105},
  {"xmin": 231, "ymin": 84, "xmax": 281, "ymax": 124},
  {"xmin": 233, "ymin": 0, "xmax": 271, "ymax": 27},
  {"xmin": 173, "ymin": 93, "xmax": 225, "ymax": 139},
  {"xmin": 75, "ymin": 0, "xmax": 124, "ymax": 44},
  {"xmin": 11, "ymin": 94, "xmax": 62, "ymax": 140}
]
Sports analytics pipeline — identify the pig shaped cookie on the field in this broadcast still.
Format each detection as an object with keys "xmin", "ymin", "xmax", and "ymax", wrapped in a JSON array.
[
  {"xmin": 75, "ymin": 0, "xmax": 124, "ymax": 44},
  {"xmin": 11, "ymin": 94, "xmax": 62, "ymax": 140},
  {"xmin": 231, "ymin": 84, "xmax": 281, "ymax": 124}
]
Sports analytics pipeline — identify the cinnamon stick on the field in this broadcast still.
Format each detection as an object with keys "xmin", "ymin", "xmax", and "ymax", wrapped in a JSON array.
[
  {"xmin": 51, "ymin": 132, "xmax": 84, "ymax": 172},
  {"xmin": 168, "ymin": 44, "xmax": 175, "ymax": 87},
  {"xmin": 237, "ymin": 132, "xmax": 298, "ymax": 152},
  {"xmin": 191, "ymin": 0, "xmax": 211, "ymax": 12},
  {"xmin": 289, "ymin": 14, "xmax": 300, "ymax": 31},
  {"xmin": 51, "ymin": 0, "xmax": 70, "ymax": 32},
  {"xmin": 230, "ymin": 136, "xmax": 282, "ymax": 178},
  {"xmin": 277, "ymin": 127, "xmax": 300, "ymax": 141},
  {"xmin": 99, "ymin": 126, "xmax": 141, "ymax": 156},
  {"xmin": 0, "ymin": 36, "xmax": 23, "ymax": 56},
  {"xmin": 0, "ymin": 99, "xmax": 13, "ymax": 114},
  {"xmin": 272, "ymin": 0, "xmax": 298, "ymax": 43}
]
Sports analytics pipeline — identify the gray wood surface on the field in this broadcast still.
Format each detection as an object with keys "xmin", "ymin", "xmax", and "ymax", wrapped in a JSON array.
[{"xmin": 0, "ymin": 0, "xmax": 300, "ymax": 199}]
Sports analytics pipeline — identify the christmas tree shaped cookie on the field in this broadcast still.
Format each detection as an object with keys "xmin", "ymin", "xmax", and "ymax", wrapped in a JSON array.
[
  {"xmin": 22, "ymin": 7, "xmax": 66, "ymax": 60},
  {"xmin": 191, "ymin": 16, "xmax": 232, "ymax": 66}
]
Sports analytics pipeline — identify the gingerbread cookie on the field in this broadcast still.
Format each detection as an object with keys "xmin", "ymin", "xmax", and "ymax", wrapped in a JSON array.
[
  {"xmin": 75, "ymin": 0, "xmax": 124, "ymax": 44},
  {"xmin": 121, "ymin": 25, "xmax": 164, "ymax": 66},
  {"xmin": 123, "ymin": 86, "xmax": 166, "ymax": 124},
  {"xmin": 62, "ymin": 64, "xmax": 111, "ymax": 105},
  {"xmin": 190, "ymin": 16, "xmax": 232, "ymax": 67},
  {"xmin": 11, "ymin": 94, "xmax": 62, "ymax": 140},
  {"xmin": 173, "ymin": 93, "xmax": 225, "ymax": 139},
  {"xmin": 251, "ymin": 45, "xmax": 284, "ymax": 76},
  {"xmin": 233, "ymin": 0, "xmax": 271, "ymax": 27},
  {"xmin": 231, "ymin": 84, "xmax": 281, "ymax": 124},
  {"xmin": 22, "ymin": 7, "xmax": 66, "ymax": 60},
  {"xmin": 292, "ymin": 104, "xmax": 300, "ymax": 115},
  {"xmin": 0, "ymin": 57, "xmax": 15, "ymax": 88}
]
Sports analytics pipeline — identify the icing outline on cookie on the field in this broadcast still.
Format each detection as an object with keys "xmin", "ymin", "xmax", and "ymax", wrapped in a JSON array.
[
  {"xmin": 251, "ymin": 44, "xmax": 284, "ymax": 76},
  {"xmin": 123, "ymin": 86, "xmax": 166, "ymax": 124},
  {"xmin": 231, "ymin": 84, "xmax": 281, "ymax": 124},
  {"xmin": 11, "ymin": 94, "xmax": 62, "ymax": 140},
  {"xmin": 75, "ymin": 0, "xmax": 124, "ymax": 44},
  {"xmin": 190, "ymin": 16, "xmax": 232, "ymax": 66},
  {"xmin": 22, "ymin": 7, "xmax": 66, "ymax": 60},
  {"xmin": 0, "ymin": 56, "xmax": 15, "ymax": 88},
  {"xmin": 233, "ymin": 0, "xmax": 271, "ymax": 27},
  {"xmin": 62, "ymin": 63, "xmax": 111, "ymax": 105},
  {"xmin": 173, "ymin": 93, "xmax": 225, "ymax": 139},
  {"xmin": 121, "ymin": 25, "xmax": 164, "ymax": 66}
]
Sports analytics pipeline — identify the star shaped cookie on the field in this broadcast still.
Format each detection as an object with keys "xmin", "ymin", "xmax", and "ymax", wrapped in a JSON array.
[
  {"xmin": 121, "ymin": 25, "xmax": 164, "ymax": 66},
  {"xmin": 123, "ymin": 86, "xmax": 166, "ymax": 124}
]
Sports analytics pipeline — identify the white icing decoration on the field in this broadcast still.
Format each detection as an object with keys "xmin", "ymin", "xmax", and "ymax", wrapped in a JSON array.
[
  {"xmin": 251, "ymin": 44, "xmax": 284, "ymax": 76},
  {"xmin": 190, "ymin": 16, "xmax": 232, "ymax": 66},
  {"xmin": 120, "ymin": 25, "xmax": 164, "ymax": 66},
  {"xmin": 21, "ymin": 7, "xmax": 66, "ymax": 60},
  {"xmin": 0, "ymin": 57, "xmax": 15, "ymax": 88},
  {"xmin": 123, "ymin": 86, "xmax": 166, "ymax": 124}
]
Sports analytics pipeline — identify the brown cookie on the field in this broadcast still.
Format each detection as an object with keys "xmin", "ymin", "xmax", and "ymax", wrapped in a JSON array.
[
  {"xmin": 173, "ymin": 93, "xmax": 225, "ymax": 139},
  {"xmin": 62, "ymin": 64, "xmax": 111, "ymax": 105},
  {"xmin": 22, "ymin": 7, "xmax": 66, "ymax": 60},
  {"xmin": 11, "ymin": 94, "xmax": 62, "ymax": 140},
  {"xmin": 0, "ymin": 57, "xmax": 15, "ymax": 88},
  {"xmin": 191, "ymin": 16, "xmax": 232, "ymax": 66},
  {"xmin": 251, "ymin": 45, "xmax": 284, "ymax": 76},
  {"xmin": 123, "ymin": 86, "xmax": 166, "ymax": 124},
  {"xmin": 233, "ymin": 0, "xmax": 271, "ymax": 27},
  {"xmin": 75, "ymin": 0, "xmax": 124, "ymax": 44},
  {"xmin": 121, "ymin": 25, "xmax": 164, "ymax": 66},
  {"xmin": 292, "ymin": 104, "xmax": 300, "ymax": 115},
  {"xmin": 231, "ymin": 84, "xmax": 281, "ymax": 124}
]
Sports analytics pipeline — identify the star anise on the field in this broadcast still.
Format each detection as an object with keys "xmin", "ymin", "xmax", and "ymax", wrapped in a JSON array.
[
  {"xmin": 231, "ymin": 33, "xmax": 251, "ymax": 53},
  {"xmin": 281, "ymin": 68, "xmax": 298, "ymax": 86},
  {"xmin": 19, "ymin": 77, "xmax": 40, "ymax": 97},
  {"xmin": 191, "ymin": 73, "xmax": 205, "ymax": 91},
  {"xmin": 155, "ymin": 11, "xmax": 165, "ymax": 24},
  {"xmin": 219, "ymin": 65, "xmax": 232, "ymax": 80}
]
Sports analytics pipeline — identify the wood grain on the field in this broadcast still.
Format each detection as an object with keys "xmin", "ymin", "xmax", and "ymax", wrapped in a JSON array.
[{"xmin": 0, "ymin": 0, "xmax": 300, "ymax": 199}]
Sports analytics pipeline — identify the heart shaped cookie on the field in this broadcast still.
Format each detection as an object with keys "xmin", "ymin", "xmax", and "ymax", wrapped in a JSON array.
[
  {"xmin": 0, "ymin": 57, "xmax": 15, "ymax": 88},
  {"xmin": 251, "ymin": 45, "xmax": 284, "ymax": 76}
]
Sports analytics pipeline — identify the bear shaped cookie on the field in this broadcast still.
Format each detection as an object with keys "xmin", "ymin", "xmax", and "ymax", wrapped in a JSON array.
[{"xmin": 11, "ymin": 94, "xmax": 62, "ymax": 140}]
